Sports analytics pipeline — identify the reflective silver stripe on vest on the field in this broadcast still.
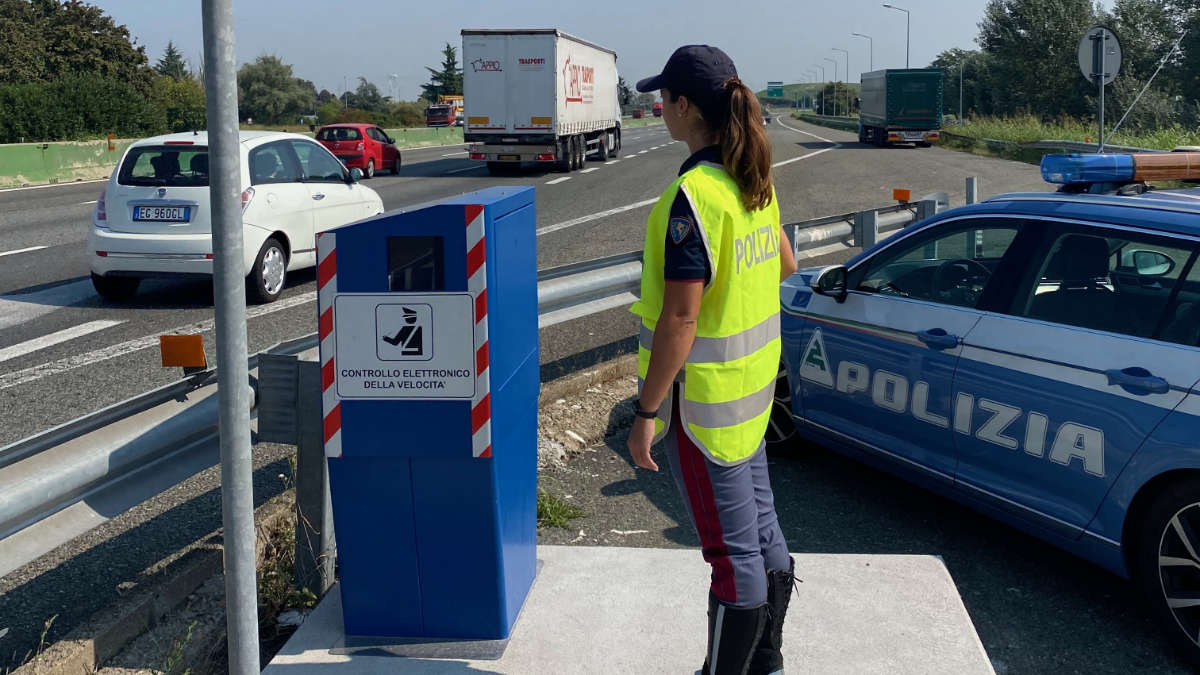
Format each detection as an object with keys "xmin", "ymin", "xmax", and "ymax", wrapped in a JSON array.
[
  {"xmin": 639, "ymin": 313, "xmax": 780, "ymax": 364},
  {"xmin": 683, "ymin": 379, "xmax": 775, "ymax": 428}
]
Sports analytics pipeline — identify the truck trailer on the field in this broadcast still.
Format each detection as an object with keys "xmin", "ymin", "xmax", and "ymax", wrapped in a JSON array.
[
  {"xmin": 462, "ymin": 29, "xmax": 622, "ymax": 174},
  {"xmin": 858, "ymin": 69, "xmax": 943, "ymax": 147}
]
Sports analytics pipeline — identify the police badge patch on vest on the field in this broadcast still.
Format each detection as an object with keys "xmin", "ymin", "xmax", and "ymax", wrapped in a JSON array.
[{"xmin": 669, "ymin": 216, "xmax": 693, "ymax": 244}]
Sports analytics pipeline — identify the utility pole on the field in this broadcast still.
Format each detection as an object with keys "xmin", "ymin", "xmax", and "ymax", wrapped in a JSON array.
[{"xmin": 200, "ymin": 1, "xmax": 259, "ymax": 673}]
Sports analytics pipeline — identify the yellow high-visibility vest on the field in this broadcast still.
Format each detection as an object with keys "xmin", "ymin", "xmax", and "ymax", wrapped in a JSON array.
[{"xmin": 630, "ymin": 162, "xmax": 782, "ymax": 465}]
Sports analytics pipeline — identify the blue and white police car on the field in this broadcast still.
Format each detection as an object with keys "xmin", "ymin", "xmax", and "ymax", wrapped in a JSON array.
[{"xmin": 778, "ymin": 152, "xmax": 1200, "ymax": 664}]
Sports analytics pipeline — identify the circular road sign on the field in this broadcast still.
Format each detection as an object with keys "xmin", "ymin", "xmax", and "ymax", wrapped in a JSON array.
[{"xmin": 1078, "ymin": 26, "xmax": 1122, "ymax": 85}]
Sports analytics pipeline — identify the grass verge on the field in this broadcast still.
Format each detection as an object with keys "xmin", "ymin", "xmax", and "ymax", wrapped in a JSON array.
[
  {"xmin": 947, "ymin": 115, "xmax": 1200, "ymax": 151},
  {"xmin": 537, "ymin": 490, "xmax": 585, "ymax": 529}
]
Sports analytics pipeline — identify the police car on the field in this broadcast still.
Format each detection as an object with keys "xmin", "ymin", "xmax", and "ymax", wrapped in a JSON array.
[{"xmin": 777, "ymin": 152, "xmax": 1200, "ymax": 665}]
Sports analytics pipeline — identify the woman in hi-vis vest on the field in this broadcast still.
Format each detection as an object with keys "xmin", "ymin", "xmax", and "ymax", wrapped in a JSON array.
[{"xmin": 626, "ymin": 45, "xmax": 799, "ymax": 675}]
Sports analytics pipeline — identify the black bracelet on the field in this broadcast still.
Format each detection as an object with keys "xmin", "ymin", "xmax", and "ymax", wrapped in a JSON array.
[{"xmin": 634, "ymin": 399, "xmax": 658, "ymax": 419}]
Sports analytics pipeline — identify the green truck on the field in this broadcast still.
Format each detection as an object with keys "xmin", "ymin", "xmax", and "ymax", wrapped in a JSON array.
[{"xmin": 858, "ymin": 68, "xmax": 943, "ymax": 147}]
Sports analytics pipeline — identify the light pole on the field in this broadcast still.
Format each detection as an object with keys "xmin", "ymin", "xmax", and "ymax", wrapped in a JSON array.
[
  {"xmin": 824, "ymin": 57, "xmax": 838, "ymax": 116},
  {"xmin": 852, "ymin": 32, "xmax": 874, "ymax": 72},
  {"xmin": 883, "ymin": 3, "xmax": 910, "ymax": 68},
  {"xmin": 807, "ymin": 70, "xmax": 820, "ymax": 111},
  {"xmin": 388, "ymin": 73, "xmax": 399, "ymax": 102},
  {"xmin": 813, "ymin": 64, "xmax": 826, "ymax": 114},
  {"xmin": 833, "ymin": 48, "xmax": 849, "ymax": 115},
  {"xmin": 958, "ymin": 59, "xmax": 965, "ymax": 124}
]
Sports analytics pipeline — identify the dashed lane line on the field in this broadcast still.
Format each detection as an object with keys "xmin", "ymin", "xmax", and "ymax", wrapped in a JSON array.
[
  {"xmin": 0, "ymin": 320, "xmax": 124, "ymax": 364},
  {"xmin": 546, "ymin": 177, "xmax": 572, "ymax": 185},
  {"xmin": 580, "ymin": 168, "xmax": 599, "ymax": 174},
  {"xmin": 0, "ymin": 246, "xmax": 47, "ymax": 258},
  {"xmin": 0, "ymin": 291, "xmax": 316, "ymax": 391},
  {"xmin": 772, "ymin": 118, "xmax": 842, "ymax": 166}
]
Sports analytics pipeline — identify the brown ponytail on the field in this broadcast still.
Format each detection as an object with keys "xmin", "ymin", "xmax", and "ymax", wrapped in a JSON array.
[{"xmin": 718, "ymin": 78, "xmax": 773, "ymax": 212}]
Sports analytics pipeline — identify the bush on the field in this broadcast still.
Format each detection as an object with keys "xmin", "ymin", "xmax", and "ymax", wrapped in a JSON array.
[{"xmin": 0, "ymin": 73, "xmax": 166, "ymax": 143}]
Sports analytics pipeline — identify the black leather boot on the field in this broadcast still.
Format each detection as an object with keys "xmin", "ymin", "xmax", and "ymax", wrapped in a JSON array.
[
  {"xmin": 749, "ymin": 557, "xmax": 797, "ymax": 674},
  {"xmin": 702, "ymin": 591, "xmax": 768, "ymax": 675}
]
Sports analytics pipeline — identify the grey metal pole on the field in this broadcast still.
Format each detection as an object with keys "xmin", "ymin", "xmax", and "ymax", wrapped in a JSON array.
[
  {"xmin": 1094, "ymin": 32, "xmax": 1106, "ymax": 152},
  {"xmin": 959, "ymin": 61, "xmax": 964, "ymax": 124},
  {"xmin": 200, "ymin": 1, "xmax": 260, "ymax": 673},
  {"xmin": 966, "ymin": 176, "xmax": 979, "ymax": 205}
]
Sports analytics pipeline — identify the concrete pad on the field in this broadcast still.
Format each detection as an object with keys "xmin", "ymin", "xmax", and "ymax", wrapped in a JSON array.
[{"xmin": 265, "ymin": 545, "xmax": 994, "ymax": 674}]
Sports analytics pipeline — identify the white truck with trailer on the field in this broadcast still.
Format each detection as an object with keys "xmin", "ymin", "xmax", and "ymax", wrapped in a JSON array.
[{"xmin": 461, "ymin": 29, "xmax": 622, "ymax": 174}]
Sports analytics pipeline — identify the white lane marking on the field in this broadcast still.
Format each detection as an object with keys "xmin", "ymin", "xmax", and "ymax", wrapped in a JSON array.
[
  {"xmin": 445, "ymin": 164, "xmax": 487, "ymax": 175},
  {"xmin": 79, "ymin": 200, "xmax": 98, "ymax": 205},
  {"xmin": 773, "ymin": 118, "xmax": 842, "ymax": 167},
  {"xmin": 0, "ymin": 291, "xmax": 316, "ymax": 391},
  {"xmin": 580, "ymin": 168, "xmax": 599, "ymax": 174},
  {"xmin": 0, "ymin": 246, "xmax": 47, "ymax": 258},
  {"xmin": 546, "ymin": 177, "xmax": 572, "ymax": 185},
  {"xmin": 442, "ymin": 151, "xmax": 468, "ymax": 157},
  {"xmin": 0, "ymin": 178, "xmax": 108, "ymax": 194},
  {"xmin": 626, "ymin": 155, "xmax": 638, "ymax": 159},
  {"xmin": 0, "ymin": 320, "xmax": 124, "ymax": 364},
  {"xmin": 638, "ymin": 150, "xmax": 648, "ymax": 154},
  {"xmin": 536, "ymin": 198, "xmax": 659, "ymax": 237},
  {"xmin": 605, "ymin": 160, "xmax": 620, "ymax": 165},
  {"xmin": 0, "ymin": 280, "xmax": 95, "ymax": 332}
]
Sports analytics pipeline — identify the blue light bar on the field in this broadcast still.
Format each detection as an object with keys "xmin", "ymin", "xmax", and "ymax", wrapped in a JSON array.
[{"xmin": 1041, "ymin": 153, "xmax": 1135, "ymax": 185}]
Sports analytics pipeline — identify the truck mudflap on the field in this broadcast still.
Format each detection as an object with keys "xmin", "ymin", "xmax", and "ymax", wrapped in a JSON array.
[{"xmin": 467, "ymin": 143, "xmax": 559, "ymax": 163}]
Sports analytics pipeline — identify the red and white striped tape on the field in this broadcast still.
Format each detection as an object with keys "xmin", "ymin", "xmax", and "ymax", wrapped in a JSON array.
[
  {"xmin": 466, "ymin": 204, "xmax": 492, "ymax": 459},
  {"xmin": 316, "ymin": 231, "xmax": 342, "ymax": 458}
]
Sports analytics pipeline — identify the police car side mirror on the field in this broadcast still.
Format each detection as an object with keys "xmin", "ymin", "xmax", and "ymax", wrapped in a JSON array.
[
  {"xmin": 813, "ymin": 266, "xmax": 848, "ymax": 303},
  {"xmin": 348, "ymin": 167, "xmax": 363, "ymax": 184}
]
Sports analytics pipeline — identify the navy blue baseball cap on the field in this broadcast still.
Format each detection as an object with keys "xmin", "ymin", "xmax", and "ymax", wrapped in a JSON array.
[{"xmin": 636, "ymin": 45, "xmax": 738, "ymax": 112}]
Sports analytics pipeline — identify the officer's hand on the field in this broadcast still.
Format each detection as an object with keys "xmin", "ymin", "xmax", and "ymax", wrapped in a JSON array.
[{"xmin": 628, "ymin": 416, "xmax": 659, "ymax": 471}]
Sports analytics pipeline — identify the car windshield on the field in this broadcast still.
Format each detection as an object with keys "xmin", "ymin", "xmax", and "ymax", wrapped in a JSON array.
[
  {"xmin": 316, "ymin": 127, "xmax": 362, "ymax": 141},
  {"xmin": 118, "ymin": 146, "xmax": 209, "ymax": 187},
  {"xmin": 427, "ymin": 105, "xmax": 451, "ymax": 114}
]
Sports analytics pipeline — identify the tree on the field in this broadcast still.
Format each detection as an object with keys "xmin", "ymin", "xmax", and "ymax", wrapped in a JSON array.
[
  {"xmin": 977, "ymin": 0, "xmax": 1099, "ymax": 118},
  {"xmin": 155, "ymin": 41, "xmax": 188, "ymax": 81},
  {"xmin": 0, "ymin": 0, "xmax": 153, "ymax": 92},
  {"xmin": 930, "ymin": 48, "xmax": 997, "ymax": 119},
  {"xmin": 420, "ymin": 43, "xmax": 463, "ymax": 101},
  {"xmin": 150, "ymin": 74, "xmax": 205, "ymax": 132},
  {"xmin": 618, "ymin": 76, "xmax": 633, "ymax": 106},
  {"xmin": 236, "ymin": 55, "xmax": 311, "ymax": 124},
  {"xmin": 343, "ymin": 77, "xmax": 386, "ymax": 112}
]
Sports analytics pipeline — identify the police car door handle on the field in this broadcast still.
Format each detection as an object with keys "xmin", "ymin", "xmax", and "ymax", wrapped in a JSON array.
[
  {"xmin": 916, "ymin": 328, "xmax": 959, "ymax": 350},
  {"xmin": 312, "ymin": 193, "xmax": 325, "ymax": 200},
  {"xmin": 1104, "ymin": 368, "xmax": 1170, "ymax": 396}
]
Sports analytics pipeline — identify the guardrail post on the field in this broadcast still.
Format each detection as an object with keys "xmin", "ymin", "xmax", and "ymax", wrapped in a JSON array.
[
  {"xmin": 854, "ymin": 210, "xmax": 878, "ymax": 249},
  {"xmin": 295, "ymin": 359, "xmax": 336, "ymax": 599},
  {"xmin": 917, "ymin": 198, "xmax": 938, "ymax": 222},
  {"xmin": 966, "ymin": 176, "xmax": 979, "ymax": 205}
]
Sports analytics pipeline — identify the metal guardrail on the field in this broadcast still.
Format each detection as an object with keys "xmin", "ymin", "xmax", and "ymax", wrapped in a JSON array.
[
  {"xmin": 0, "ymin": 195, "xmax": 951, "ymax": 576},
  {"xmin": 937, "ymin": 131, "xmax": 1159, "ymax": 155}
]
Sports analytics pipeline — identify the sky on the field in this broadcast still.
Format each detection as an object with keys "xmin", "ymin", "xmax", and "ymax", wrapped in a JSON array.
[{"xmin": 95, "ymin": 0, "xmax": 1112, "ymax": 100}]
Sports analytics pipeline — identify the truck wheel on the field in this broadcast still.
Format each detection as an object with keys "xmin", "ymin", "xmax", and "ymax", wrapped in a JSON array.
[
  {"xmin": 609, "ymin": 129, "xmax": 621, "ymax": 158},
  {"xmin": 874, "ymin": 127, "xmax": 887, "ymax": 148},
  {"xmin": 571, "ymin": 136, "xmax": 582, "ymax": 171},
  {"xmin": 557, "ymin": 138, "xmax": 571, "ymax": 172},
  {"xmin": 91, "ymin": 273, "xmax": 139, "ymax": 301},
  {"xmin": 857, "ymin": 126, "xmax": 866, "ymax": 143},
  {"xmin": 1131, "ymin": 476, "xmax": 1200, "ymax": 668},
  {"xmin": 594, "ymin": 134, "xmax": 608, "ymax": 162}
]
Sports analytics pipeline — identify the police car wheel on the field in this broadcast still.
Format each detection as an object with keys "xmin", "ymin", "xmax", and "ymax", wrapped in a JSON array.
[
  {"xmin": 764, "ymin": 364, "xmax": 797, "ymax": 450},
  {"xmin": 1133, "ymin": 477, "xmax": 1200, "ymax": 667}
]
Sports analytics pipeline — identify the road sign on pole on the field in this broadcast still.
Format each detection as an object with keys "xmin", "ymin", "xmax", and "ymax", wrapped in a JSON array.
[
  {"xmin": 767, "ymin": 81, "xmax": 784, "ymax": 97},
  {"xmin": 1078, "ymin": 25, "xmax": 1121, "ymax": 152}
]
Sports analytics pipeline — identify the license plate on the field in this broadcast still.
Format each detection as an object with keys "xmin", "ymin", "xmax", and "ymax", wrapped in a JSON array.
[
  {"xmin": 134, "ymin": 206, "xmax": 189, "ymax": 222},
  {"xmin": 902, "ymin": 132, "xmax": 926, "ymax": 141},
  {"xmin": 498, "ymin": 154, "xmax": 520, "ymax": 161}
]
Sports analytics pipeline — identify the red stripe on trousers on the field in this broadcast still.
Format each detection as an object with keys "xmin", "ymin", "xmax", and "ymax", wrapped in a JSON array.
[
  {"xmin": 317, "ymin": 249, "xmax": 337, "ymax": 289},
  {"xmin": 676, "ymin": 409, "xmax": 738, "ymax": 602},
  {"xmin": 466, "ymin": 238, "xmax": 486, "ymax": 279},
  {"xmin": 471, "ymin": 394, "xmax": 491, "ymax": 434},
  {"xmin": 318, "ymin": 307, "xmax": 333, "ymax": 340},
  {"xmin": 323, "ymin": 403, "xmax": 341, "ymax": 443}
]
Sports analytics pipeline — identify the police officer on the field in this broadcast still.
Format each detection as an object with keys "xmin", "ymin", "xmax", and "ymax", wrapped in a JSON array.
[{"xmin": 626, "ymin": 45, "xmax": 798, "ymax": 675}]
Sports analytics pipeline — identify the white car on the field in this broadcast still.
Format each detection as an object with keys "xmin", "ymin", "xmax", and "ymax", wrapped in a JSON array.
[{"xmin": 89, "ymin": 131, "xmax": 384, "ymax": 303}]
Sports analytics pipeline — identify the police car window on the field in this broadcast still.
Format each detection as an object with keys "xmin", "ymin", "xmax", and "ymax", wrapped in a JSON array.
[
  {"xmin": 1015, "ymin": 228, "xmax": 1195, "ymax": 340},
  {"xmin": 290, "ymin": 140, "xmax": 346, "ymax": 182},
  {"xmin": 248, "ymin": 143, "xmax": 299, "ymax": 186},
  {"xmin": 853, "ymin": 221, "xmax": 1023, "ymax": 309},
  {"xmin": 1157, "ymin": 257, "xmax": 1200, "ymax": 347}
]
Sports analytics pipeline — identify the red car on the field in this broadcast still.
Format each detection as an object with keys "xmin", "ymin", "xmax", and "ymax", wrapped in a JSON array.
[{"xmin": 314, "ymin": 123, "xmax": 401, "ymax": 179}]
